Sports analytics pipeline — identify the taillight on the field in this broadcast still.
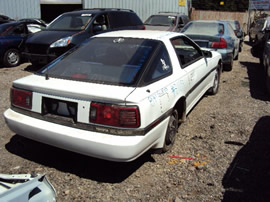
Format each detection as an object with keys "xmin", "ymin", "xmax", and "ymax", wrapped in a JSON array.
[
  {"xmin": 11, "ymin": 88, "xmax": 32, "ymax": 109},
  {"xmin": 139, "ymin": 25, "xmax": 146, "ymax": 30},
  {"xmin": 90, "ymin": 102, "xmax": 140, "ymax": 128},
  {"xmin": 211, "ymin": 37, "xmax": 227, "ymax": 49}
]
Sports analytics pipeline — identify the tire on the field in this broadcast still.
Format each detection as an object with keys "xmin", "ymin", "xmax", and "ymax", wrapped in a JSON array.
[
  {"xmin": 208, "ymin": 67, "xmax": 220, "ymax": 95},
  {"xmin": 162, "ymin": 109, "xmax": 179, "ymax": 152},
  {"xmin": 266, "ymin": 64, "xmax": 270, "ymax": 95},
  {"xmin": 234, "ymin": 53, "xmax": 239, "ymax": 60},
  {"xmin": 224, "ymin": 58, "xmax": 233, "ymax": 71},
  {"xmin": 249, "ymin": 34, "xmax": 253, "ymax": 43},
  {"xmin": 3, "ymin": 49, "xmax": 21, "ymax": 67}
]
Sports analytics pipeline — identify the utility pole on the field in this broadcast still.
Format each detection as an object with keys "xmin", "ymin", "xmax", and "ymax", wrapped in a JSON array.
[{"xmin": 247, "ymin": 0, "xmax": 251, "ymax": 35}]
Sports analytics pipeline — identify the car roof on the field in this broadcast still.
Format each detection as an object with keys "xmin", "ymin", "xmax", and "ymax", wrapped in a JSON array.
[
  {"xmin": 0, "ymin": 21, "xmax": 20, "ymax": 26},
  {"xmin": 62, "ymin": 8, "xmax": 135, "ymax": 16},
  {"xmin": 93, "ymin": 30, "xmax": 182, "ymax": 40},
  {"xmin": 152, "ymin": 12, "xmax": 187, "ymax": 17}
]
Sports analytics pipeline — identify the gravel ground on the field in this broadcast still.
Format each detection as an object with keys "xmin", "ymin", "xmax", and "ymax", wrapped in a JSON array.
[{"xmin": 1, "ymin": 38, "xmax": 270, "ymax": 202}]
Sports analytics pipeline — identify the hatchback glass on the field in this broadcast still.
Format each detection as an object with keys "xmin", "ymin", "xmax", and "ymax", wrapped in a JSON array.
[{"xmin": 40, "ymin": 37, "xmax": 159, "ymax": 85}]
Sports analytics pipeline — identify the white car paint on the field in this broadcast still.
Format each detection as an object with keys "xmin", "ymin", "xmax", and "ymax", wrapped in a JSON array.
[{"xmin": 4, "ymin": 30, "xmax": 222, "ymax": 162}]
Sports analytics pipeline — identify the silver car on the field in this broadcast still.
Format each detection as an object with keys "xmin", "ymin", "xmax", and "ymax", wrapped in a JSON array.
[{"xmin": 181, "ymin": 20, "xmax": 240, "ymax": 71}]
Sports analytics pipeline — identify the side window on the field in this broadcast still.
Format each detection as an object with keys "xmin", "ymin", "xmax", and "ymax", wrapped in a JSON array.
[
  {"xmin": 109, "ymin": 12, "xmax": 142, "ymax": 28},
  {"xmin": 178, "ymin": 17, "xmax": 183, "ymax": 25},
  {"xmin": 171, "ymin": 36, "xmax": 203, "ymax": 68},
  {"xmin": 144, "ymin": 44, "xmax": 172, "ymax": 83},
  {"xmin": 10, "ymin": 24, "xmax": 26, "ymax": 35},
  {"xmin": 227, "ymin": 24, "xmax": 235, "ymax": 37},
  {"xmin": 93, "ymin": 14, "xmax": 109, "ymax": 32}
]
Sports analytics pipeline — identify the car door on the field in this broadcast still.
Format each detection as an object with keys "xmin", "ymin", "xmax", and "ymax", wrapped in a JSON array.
[
  {"xmin": 170, "ymin": 36, "xmax": 209, "ymax": 112},
  {"xmin": 5, "ymin": 23, "xmax": 27, "ymax": 50},
  {"xmin": 227, "ymin": 23, "xmax": 239, "ymax": 57}
]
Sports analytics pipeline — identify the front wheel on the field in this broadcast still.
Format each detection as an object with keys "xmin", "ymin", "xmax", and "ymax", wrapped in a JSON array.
[
  {"xmin": 162, "ymin": 109, "xmax": 179, "ymax": 152},
  {"xmin": 3, "ymin": 49, "xmax": 21, "ymax": 67}
]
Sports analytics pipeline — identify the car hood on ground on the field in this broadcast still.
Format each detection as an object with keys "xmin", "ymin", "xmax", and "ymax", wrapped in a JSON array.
[
  {"xmin": 12, "ymin": 74, "xmax": 136, "ymax": 103},
  {"xmin": 26, "ymin": 30, "xmax": 78, "ymax": 45},
  {"xmin": 144, "ymin": 25, "xmax": 171, "ymax": 31}
]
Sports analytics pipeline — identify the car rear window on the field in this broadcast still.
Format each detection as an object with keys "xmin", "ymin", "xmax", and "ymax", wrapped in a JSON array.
[
  {"xmin": 47, "ymin": 13, "xmax": 92, "ymax": 31},
  {"xmin": 182, "ymin": 22, "xmax": 225, "ymax": 36},
  {"xmin": 40, "ymin": 37, "xmax": 159, "ymax": 86},
  {"xmin": 144, "ymin": 15, "xmax": 176, "ymax": 26}
]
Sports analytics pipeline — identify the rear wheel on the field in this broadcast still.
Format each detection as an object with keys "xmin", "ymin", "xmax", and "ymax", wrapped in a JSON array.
[
  {"xmin": 208, "ymin": 67, "xmax": 220, "ymax": 95},
  {"xmin": 3, "ymin": 49, "xmax": 20, "ymax": 67},
  {"xmin": 162, "ymin": 109, "xmax": 179, "ymax": 152},
  {"xmin": 224, "ymin": 58, "xmax": 233, "ymax": 71}
]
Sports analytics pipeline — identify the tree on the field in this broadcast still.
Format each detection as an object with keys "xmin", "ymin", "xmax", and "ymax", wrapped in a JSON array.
[{"xmin": 192, "ymin": 0, "xmax": 249, "ymax": 12}]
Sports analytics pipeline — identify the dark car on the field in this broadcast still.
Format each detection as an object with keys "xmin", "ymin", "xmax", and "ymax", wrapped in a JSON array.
[
  {"xmin": 249, "ymin": 18, "xmax": 265, "ymax": 43},
  {"xmin": 144, "ymin": 12, "xmax": 190, "ymax": 32},
  {"xmin": 181, "ymin": 20, "xmax": 240, "ymax": 71},
  {"xmin": 0, "ymin": 20, "xmax": 46, "ymax": 67},
  {"xmin": 22, "ymin": 8, "xmax": 145, "ymax": 66},
  {"xmin": 227, "ymin": 20, "xmax": 244, "ymax": 52},
  {"xmin": 262, "ymin": 37, "xmax": 270, "ymax": 94},
  {"xmin": 0, "ymin": 14, "xmax": 14, "ymax": 24}
]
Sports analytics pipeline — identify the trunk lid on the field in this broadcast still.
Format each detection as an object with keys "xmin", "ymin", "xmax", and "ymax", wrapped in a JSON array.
[{"xmin": 12, "ymin": 74, "xmax": 136, "ymax": 103}]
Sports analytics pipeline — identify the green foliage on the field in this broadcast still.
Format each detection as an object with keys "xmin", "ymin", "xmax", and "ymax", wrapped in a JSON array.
[{"xmin": 192, "ymin": 0, "xmax": 249, "ymax": 11}]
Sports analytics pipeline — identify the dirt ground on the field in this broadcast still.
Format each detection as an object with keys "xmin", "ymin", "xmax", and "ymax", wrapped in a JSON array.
[{"xmin": 1, "ymin": 38, "xmax": 270, "ymax": 202}]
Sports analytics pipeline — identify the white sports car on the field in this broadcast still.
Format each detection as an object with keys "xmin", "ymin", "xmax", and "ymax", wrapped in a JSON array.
[{"xmin": 4, "ymin": 30, "xmax": 222, "ymax": 162}]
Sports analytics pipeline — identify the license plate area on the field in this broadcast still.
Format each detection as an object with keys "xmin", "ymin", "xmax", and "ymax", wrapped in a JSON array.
[{"xmin": 42, "ymin": 97, "xmax": 78, "ymax": 123}]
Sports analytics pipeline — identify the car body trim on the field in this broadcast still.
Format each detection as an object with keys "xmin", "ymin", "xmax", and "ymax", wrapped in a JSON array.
[{"xmin": 11, "ymin": 105, "xmax": 172, "ymax": 136}]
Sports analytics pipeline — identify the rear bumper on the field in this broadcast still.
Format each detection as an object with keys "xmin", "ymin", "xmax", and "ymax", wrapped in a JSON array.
[
  {"xmin": 4, "ymin": 108, "xmax": 167, "ymax": 162},
  {"xmin": 214, "ymin": 49, "xmax": 234, "ymax": 65}
]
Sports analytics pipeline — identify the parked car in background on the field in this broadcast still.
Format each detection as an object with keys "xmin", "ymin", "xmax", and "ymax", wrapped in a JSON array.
[
  {"xmin": 22, "ymin": 8, "xmax": 145, "ymax": 66},
  {"xmin": 0, "ymin": 14, "xmax": 14, "ymax": 24},
  {"xmin": 144, "ymin": 12, "xmax": 189, "ymax": 32},
  {"xmin": 0, "ymin": 20, "xmax": 46, "ymax": 67},
  {"xmin": 262, "ymin": 38, "xmax": 270, "ymax": 94},
  {"xmin": 181, "ymin": 20, "xmax": 240, "ymax": 71},
  {"xmin": 227, "ymin": 20, "xmax": 244, "ymax": 52},
  {"xmin": 249, "ymin": 18, "xmax": 265, "ymax": 43},
  {"xmin": 19, "ymin": 18, "xmax": 47, "ymax": 33},
  {"xmin": 4, "ymin": 30, "xmax": 222, "ymax": 162}
]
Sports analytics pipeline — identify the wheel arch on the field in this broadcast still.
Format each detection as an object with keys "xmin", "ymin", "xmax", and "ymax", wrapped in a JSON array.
[{"xmin": 174, "ymin": 96, "xmax": 186, "ymax": 123}]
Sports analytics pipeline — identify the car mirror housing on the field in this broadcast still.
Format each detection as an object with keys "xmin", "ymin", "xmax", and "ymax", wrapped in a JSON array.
[
  {"xmin": 203, "ymin": 50, "xmax": 212, "ymax": 58},
  {"xmin": 93, "ymin": 25, "xmax": 103, "ymax": 33},
  {"xmin": 236, "ymin": 32, "xmax": 242, "ymax": 38}
]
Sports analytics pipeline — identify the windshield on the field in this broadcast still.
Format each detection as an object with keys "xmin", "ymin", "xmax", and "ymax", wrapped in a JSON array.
[
  {"xmin": 47, "ymin": 13, "xmax": 92, "ymax": 31},
  {"xmin": 39, "ymin": 37, "xmax": 159, "ymax": 85},
  {"xmin": 182, "ymin": 22, "xmax": 225, "ymax": 36},
  {"xmin": 144, "ymin": 15, "xmax": 176, "ymax": 26}
]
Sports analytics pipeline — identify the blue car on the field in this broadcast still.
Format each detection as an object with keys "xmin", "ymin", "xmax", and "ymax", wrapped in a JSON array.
[
  {"xmin": 0, "ymin": 20, "xmax": 45, "ymax": 67},
  {"xmin": 181, "ymin": 20, "xmax": 240, "ymax": 71}
]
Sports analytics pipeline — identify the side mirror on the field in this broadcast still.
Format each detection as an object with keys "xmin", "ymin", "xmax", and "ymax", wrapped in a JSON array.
[
  {"xmin": 93, "ymin": 25, "xmax": 102, "ymax": 33},
  {"xmin": 178, "ymin": 23, "xmax": 184, "ymax": 28},
  {"xmin": 236, "ymin": 32, "xmax": 242, "ymax": 38},
  {"xmin": 203, "ymin": 50, "xmax": 212, "ymax": 58}
]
